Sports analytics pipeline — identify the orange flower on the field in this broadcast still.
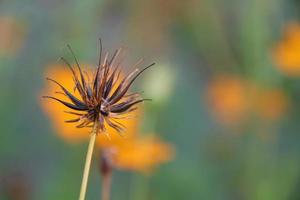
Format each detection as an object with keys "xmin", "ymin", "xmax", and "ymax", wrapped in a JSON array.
[
  {"xmin": 100, "ymin": 136, "xmax": 174, "ymax": 173},
  {"xmin": 206, "ymin": 74, "xmax": 249, "ymax": 125},
  {"xmin": 273, "ymin": 22, "xmax": 300, "ymax": 77},
  {"xmin": 0, "ymin": 16, "xmax": 25, "ymax": 56},
  {"xmin": 41, "ymin": 65, "xmax": 139, "ymax": 143},
  {"xmin": 206, "ymin": 74, "xmax": 289, "ymax": 125}
]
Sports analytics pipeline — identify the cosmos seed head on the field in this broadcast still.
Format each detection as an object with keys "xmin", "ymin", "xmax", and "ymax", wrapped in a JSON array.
[{"xmin": 43, "ymin": 40, "xmax": 154, "ymax": 134}]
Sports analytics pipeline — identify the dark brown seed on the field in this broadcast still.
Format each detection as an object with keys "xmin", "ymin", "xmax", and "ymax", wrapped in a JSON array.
[{"xmin": 43, "ymin": 42, "xmax": 154, "ymax": 133}]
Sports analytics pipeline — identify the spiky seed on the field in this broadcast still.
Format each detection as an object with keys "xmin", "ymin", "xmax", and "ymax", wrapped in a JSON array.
[{"xmin": 43, "ymin": 42, "xmax": 154, "ymax": 134}]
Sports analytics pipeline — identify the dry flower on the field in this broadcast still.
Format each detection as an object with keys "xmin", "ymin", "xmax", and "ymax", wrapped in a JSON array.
[
  {"xmin": 41, "ymin": 65, "xmax": 140, "ymax": 142},
  {"xmin": 43, "ymin": 42, "xmax": 154, "ymax": 135},
  {"xmin": 42, "ymin": 41, "xmax": 154, "ymax": 200}
]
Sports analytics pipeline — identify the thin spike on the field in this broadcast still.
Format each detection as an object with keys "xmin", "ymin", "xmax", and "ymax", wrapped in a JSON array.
[
  {"xmin": 66, "ymin": 44, "xmax": 87, "ymax": 91},
  {"xmin": 67, "ymin": 44, "xmax": 80, "ymax": 70},
  {"xmin": 109, "ymin": 63, "xmax": 155, "ymax": 104},
  {"xmin": 65, "ymin": 118, "xmax": 81, "ymax": 123},
  {"xmin": 46, "ymin": 78, "xmax": 87, "ymax": 108},
  {"xmin": 110, "ymin": 99, "xmax": 146, "ymax": 113},
  {"xmin": 98, "ymin": 38, "xmax": 102, "ymax": 67},
  {"xmin": 108, "ymin": 48, "xmax": 122, "ymax": 67},
  {"xmin": 42, "ymin": 96, "xmax": 88, "ymax": 111},
  {"xmin": 64, "ymin": 111, "xmax": 84, "ymax": 116},
  {"xmin": 60, "ymin": 57, "xmax": 85, "ymax": 98}
]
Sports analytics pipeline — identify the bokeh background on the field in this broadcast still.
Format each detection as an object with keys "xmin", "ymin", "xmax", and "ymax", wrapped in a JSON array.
[{"xmin": 1, "ymin": 0, "xmax": 300, "ymax": 199}]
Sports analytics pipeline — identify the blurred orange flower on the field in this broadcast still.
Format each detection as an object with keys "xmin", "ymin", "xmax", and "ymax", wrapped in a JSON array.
[
  {"xmin": 206, "ymin": 74, "xmax": 249, "ymax": 125},
  {"xmin": 100, "ymin": 136, "xmax": 174, "ymax": 173},
  {"xmin": 273, "ymin": 22, "xmax": 300, "ymax": 77},
  {"xmin": 206, "ymin": 74, "xmax": 289, "ymax": 125},
  {"xmin": 0, "ymin": 16, "xmax": 26, "ymax": 56},
  {"xmin": 41, "ymin": 65, "xmax": 174, "ymax": 172}
]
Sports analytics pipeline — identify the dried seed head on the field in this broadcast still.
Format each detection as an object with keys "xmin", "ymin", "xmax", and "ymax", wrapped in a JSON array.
[{"xmin": 43, "ymin": 40, "xmax": 154, "ymax": 134}]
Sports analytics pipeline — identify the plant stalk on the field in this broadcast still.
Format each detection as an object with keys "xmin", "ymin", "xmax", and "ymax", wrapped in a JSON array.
[
  {"xmin": 79, "ymin": 122, "xmax": 98, "ymax": 200},
  {"xmin": 101, "ymin": 170, "xmax": 112, "ymax": 200}
]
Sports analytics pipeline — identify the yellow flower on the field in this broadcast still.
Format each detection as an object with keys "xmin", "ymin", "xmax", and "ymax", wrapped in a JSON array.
[{"xmin": 273, "ymin": 22, "xmax": 300, "ymax": 77}]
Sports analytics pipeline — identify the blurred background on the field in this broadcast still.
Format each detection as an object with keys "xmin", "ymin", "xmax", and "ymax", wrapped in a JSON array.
[{"xmin": 1, "ymin": 0, "xmax": 300, "ymax": 199}]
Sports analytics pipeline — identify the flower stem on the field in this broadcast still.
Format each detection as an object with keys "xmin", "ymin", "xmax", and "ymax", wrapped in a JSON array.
[
  {"xmin": 79, "ymin": 122, "xmax": 98, "ymax": 200},
  {"xmin": 101, "ymin": 170, "xmax": 112, "ymax": 200}
]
